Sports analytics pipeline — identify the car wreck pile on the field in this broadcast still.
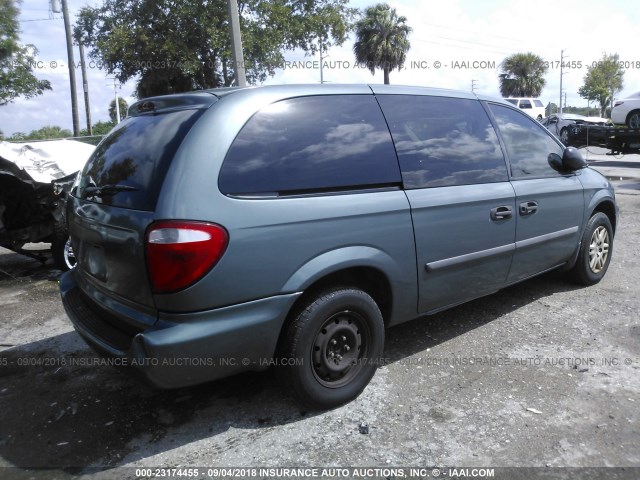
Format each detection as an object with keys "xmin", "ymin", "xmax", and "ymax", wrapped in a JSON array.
[{"xmin": 0, "ymin": 139, "xmax": 95, "ymax": 268}]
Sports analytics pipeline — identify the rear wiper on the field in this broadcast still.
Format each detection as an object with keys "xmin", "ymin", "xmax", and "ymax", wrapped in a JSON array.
[{"xmin": 83, "ymin": 184, "xmax": 139, "ymax": 198}]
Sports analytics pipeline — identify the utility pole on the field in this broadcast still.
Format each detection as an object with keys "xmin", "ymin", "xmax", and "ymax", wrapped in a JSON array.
[
  {"xmin": 61, "ymin": 0, "xmax": 80, "ymax": 136},
  {"xmin": 320, "ymin": 43, "xmax": 324, "ymax": 84},
  {"xmin": 107, "ymin": 77, "xmax": 121, "ymax": 124},
  {"xmin": 78, "ymin": 42, "xmax": 92, "ymax": 135},
  {"xmin": 471, "ymin": 79, "xmax": 478, "ymax": 93},
  {"xmin": 559, "ymin": 49, "xmax": 565, "ymax": 116},
  {"xmin": 227, "ymin": 0, "xmax": 246, "ymax": 86}
]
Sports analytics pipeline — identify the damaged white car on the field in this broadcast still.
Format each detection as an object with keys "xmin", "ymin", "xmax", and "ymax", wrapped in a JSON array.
[
  {"xmin": 540, "ymin": 113, "xmax": 611, "ymax": 145},
  {"xmin": 0, "ymin": 139, "xmax": 95, "ymax": 269}
]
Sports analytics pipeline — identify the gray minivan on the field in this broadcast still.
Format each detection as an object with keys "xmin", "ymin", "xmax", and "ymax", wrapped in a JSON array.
[{"xmin": 60, "ymin": 84, "xmax": 617, "ymax": 409}]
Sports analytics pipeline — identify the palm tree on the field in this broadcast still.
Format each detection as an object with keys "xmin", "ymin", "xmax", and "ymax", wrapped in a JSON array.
[
  {"xmin": 353, "ymin": 3, "xmax": 411, "ymax": 85},
  {"xmin": 499, "ymin": 52, "xmax": 548, "ymax": 97}
]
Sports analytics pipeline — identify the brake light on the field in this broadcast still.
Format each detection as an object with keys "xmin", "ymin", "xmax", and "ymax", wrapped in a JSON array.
[{"xmin": 145, "ymin": 221, "xmax": 228, "ymax": 294}]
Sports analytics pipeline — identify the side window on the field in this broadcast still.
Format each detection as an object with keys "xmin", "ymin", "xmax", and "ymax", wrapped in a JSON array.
[
  {"xmin": 534, "ymin": 99, "xmax": 544, "ymax": 108},
  {"xmin": 519, "ymin": 100, "xmax": 532, "ymax": 109},
  {"xmin": 219, "ymin": 95, "xmax": 400, "ymax": 195},
  {"xmin": 377, "ymin": 95, "xmax": 508, "ymax": 188},
  {"xmin": 489, "ymin": 103, "xmax": 565, "ymax": 178}
]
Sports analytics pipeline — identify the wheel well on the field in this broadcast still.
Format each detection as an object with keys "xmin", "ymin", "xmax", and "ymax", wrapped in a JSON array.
[
  {"xmin": 288, "ymin": 267, "xmax": 393, "ymax": 327},
  {"xmin": 593, "ymin": 201, "xmax": 617, "ymax": 234}
]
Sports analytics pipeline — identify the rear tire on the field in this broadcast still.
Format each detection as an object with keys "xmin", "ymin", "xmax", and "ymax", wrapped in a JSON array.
[
  {"xmin": 569, "ymin": 212, "xmax": 613, "ymax": 286},
  {"xmin": 277, "ymin": 287, "xmax": 384, "ymax": 410}
]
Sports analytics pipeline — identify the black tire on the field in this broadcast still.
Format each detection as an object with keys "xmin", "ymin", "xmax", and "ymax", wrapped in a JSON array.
[
  {"xmin": 627, "ymin": 110, "xmax": 640, "ymax": 129},
  {"xmin": 51, "ymin": 209, "xmax": 76, "ymax": 270},
  {"xmin": 277, "ymin": 287, "xmax": 385, "ymax": 410},
  {"xmin": 569, "ymin": 212, "xmax": 613, "ymax": 286},
  {"xmin": 51, "ymin": 221, "xmax": 70, "ymax": 270}
]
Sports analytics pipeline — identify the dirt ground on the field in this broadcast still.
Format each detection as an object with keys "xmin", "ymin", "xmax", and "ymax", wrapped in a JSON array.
[{"xmin": 0, "ymin": 194, "xmax": 639, "ymax": 480}]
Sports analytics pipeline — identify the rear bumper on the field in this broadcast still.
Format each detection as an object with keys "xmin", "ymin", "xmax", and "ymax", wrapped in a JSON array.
[{"xmin": 59, "ymin": 270, "xmax": 301, "ymax": 388}]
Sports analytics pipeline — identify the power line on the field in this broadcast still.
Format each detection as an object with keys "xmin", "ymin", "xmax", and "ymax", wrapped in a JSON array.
[
  {"xmin": 418, "ymin": 21, "xmax": 560, "ymax": 49},
  {"xmin": 410, "ymin": 37, "xmax": 510, "ymax": 56},
  {"xmin": 19, "ymin": 17, "xmax": 60, "ymax": 22}
]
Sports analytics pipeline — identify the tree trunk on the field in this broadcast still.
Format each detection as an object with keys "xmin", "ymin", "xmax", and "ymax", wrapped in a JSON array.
[{"xmin": 383, "ymin": 67, "xmax": 390, "ymax": 85}]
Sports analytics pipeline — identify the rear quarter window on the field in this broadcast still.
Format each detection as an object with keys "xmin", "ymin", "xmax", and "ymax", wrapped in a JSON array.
[
  {"xmin": 76, "ymin": 109, "xmax": 204, "ymax": 211},
  {"xmin": 218, "ymin": 95, "xmax": 401, "ymax": 195}
]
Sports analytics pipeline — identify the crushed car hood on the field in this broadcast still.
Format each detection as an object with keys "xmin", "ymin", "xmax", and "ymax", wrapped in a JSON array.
[
  {"xmin": 579, "ymin": 116, "xmax": 610, "ymax": 124},
  {"xmin": 0, "ymin": 139, "xmax": 96, "ymax": 249},
  {"xmin": 0, "ymin": 139, "xmax": 95, "ymax": 183}
]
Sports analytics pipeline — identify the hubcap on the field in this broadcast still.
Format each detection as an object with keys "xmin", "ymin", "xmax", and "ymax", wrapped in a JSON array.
[
  {"xmin": 312, "ymin": 310, "xmax": 368, "ymax": 388},
  {"xmin": 588, "ymin": 226, "xmax": 609, "ymax": 274},
  {"xmin": 629, "ymin": 113, "xmax": 640, "ymax": 129},
  {"xmin": 64, "ymin": 238, "xmax": 76, "ymax": 269}
]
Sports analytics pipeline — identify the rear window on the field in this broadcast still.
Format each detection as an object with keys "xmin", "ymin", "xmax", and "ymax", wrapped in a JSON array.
[
  {"xmin": 76, "ymin": 109, "xmax": 203, "ymax": 211},
  {"xmin": 534, "ymin": 99, "xmax": 544, "ymax": 107},
  {"xmin": 218, "ymin": 95, "xmax": 401, "ymax": 195}
]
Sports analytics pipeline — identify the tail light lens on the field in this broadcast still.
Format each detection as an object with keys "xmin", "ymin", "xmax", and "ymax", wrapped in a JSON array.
[{"xmin": 146, "ymin": 221, "xmax": 228, "ymax": 294}]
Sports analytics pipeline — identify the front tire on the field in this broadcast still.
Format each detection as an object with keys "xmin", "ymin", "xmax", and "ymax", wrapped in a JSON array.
[
  {"xmin": 277, "ymin": 288, "xmax": 384, "ymax": 410},
  {"xmin": 569, "ymin": 212, "xmax": 613, "ymax": 285}
]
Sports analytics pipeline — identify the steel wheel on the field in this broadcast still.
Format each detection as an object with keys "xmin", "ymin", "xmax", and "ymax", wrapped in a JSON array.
[
  {"xmin": 311, "ymin": 310, "xmax": 369, "ymax": 388},
  {"xmin": 277, "ymin": 287, "xmax": 384, "ymax": 409},
  {"xmin": 588, "ymin": 226, "xmax": 609, "ymax": 273}
]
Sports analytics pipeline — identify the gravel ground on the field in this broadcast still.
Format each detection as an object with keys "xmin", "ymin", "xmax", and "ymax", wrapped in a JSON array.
[{"xmin": 0, "ymin": 190, "xmax": 638, "ymax": 480}]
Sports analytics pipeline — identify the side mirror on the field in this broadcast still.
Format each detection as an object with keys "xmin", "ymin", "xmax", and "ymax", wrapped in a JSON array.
[{"xmin": 562, "ymin": 146, "xmax": 587, "ymax": 171}]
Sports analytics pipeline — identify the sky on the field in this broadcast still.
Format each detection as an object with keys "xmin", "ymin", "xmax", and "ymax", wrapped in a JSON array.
[{"xmin": 2, "ymin": 0, "xmax": 640, "ymax": 137}]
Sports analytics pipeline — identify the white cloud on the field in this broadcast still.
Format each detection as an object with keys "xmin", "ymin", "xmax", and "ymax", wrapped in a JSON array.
[
  {"xmin": 2, "ymin": 0, "xmax": 639, "ymax": 137},
  {"xmin": 269, "ymin": 0, "xmax": 640, "ymax": 107}
]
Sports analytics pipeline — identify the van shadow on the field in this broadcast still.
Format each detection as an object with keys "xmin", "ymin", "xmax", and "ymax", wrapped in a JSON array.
[
  {"xmin": 0, "ymin": 271, "xmax": 582, "ymax": 472},
  {"xmin": 384, "ymin": 270, "xmax": 582, "ymax": 362}
]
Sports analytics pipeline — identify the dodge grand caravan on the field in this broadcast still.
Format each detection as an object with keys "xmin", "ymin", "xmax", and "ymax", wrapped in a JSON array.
[{"xmin": 60, "ymin": 84, "xmax": 618, "ymax": 409}]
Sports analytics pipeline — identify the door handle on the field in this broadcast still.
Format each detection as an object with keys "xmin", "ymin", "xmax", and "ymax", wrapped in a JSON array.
[
  {"xmin": 490, "ymin": 205, "xmax": 513, "ymax": 220},
  {"xmin": 519, "ymin": 201, "xmax": 538, "ymax": 216}
]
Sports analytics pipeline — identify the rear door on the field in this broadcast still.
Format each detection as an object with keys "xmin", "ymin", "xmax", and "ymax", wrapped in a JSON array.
[
  {"xmin": 487, "ymin": 103, "xmax": 584, "ymax": 283},
  {"xmin": 377, "ymin": 94, "xmax": 515, "ymax": 313},
  {"xmin": 70, "ymin": 98, "xmax": 210, "ymax": 314}
]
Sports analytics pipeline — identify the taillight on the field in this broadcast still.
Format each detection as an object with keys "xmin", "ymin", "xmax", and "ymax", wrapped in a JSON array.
[{"xmin": 145, "ymin": 221, "xmax": 228, "ymax": 294}]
